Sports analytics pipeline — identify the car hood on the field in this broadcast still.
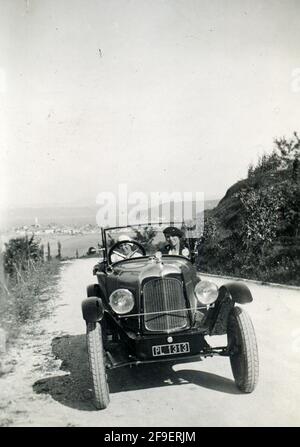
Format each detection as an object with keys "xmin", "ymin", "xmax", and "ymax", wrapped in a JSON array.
[{"xmin": 112, "ymin": 256, "xmax": 199, "ymax": 296}]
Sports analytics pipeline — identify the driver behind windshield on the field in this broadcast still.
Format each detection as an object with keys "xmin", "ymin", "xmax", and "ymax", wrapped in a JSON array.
[
  {"xmin": 162, "ymin": 227, "xmax": 190, "ymax": 257},
  {"xmin": 111, "ymin": 234, "xmax": 141, "ymax": 263}
]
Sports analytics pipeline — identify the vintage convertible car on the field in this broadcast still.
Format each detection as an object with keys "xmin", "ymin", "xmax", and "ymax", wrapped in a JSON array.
[{"xmin": 81, "ymin": 223, "xmax": 259, "ymax": 409}]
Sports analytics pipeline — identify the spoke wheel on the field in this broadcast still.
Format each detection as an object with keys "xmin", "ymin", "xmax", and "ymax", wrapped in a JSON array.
[{"xmin": 227, "ymin": 306, "xmax": 259, "ymax": 393}]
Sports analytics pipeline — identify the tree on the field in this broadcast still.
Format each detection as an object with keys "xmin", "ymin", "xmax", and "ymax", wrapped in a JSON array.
[
  {"xmin": 47, "ymin": 242, "xmax": 51, "ymax": 261},
  {"xmin": 133, "ymin": 226, "xmax": 157, "ymax": 250},
  {"xmin": 57, "ymin": 241, "xmax": 62, "ymax": 259}
]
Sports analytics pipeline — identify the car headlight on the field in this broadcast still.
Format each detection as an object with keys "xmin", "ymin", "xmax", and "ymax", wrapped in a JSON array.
[
  {"xmin": 194, "ymin": 280, "xmax": 218, "ymax": 305},
  {"xmin": 109, "ymin": 289, "xmax": 134, "ymax": 314}
]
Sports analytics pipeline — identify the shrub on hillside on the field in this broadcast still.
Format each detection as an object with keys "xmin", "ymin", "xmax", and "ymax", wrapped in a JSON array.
[
  {"xmin": 3, "ymin": 235, "xmax": 43, "ymax": 277},
  {"xmin": 0, "ymin": 235, "xmax": 60, "ymax": 342},
  {"xmin": 198, "ymin": 133, "xmax": 300, "ymax": 285}
]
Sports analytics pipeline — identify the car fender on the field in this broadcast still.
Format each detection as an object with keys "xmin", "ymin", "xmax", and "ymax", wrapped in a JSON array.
[
  {"xmin": 87, "ymin": 283, "xmax": 102, "ymax": 298},
  {"xmin": 208, "ymin": 282, "xmax": 253, "ymax": 335},
  {"xmin": 220, "ymin": 282, "xmax": 253, "ymax": 304},
  {"xmin": 87, "ymin": 282, "xmax": 107, "ymax": 299},
  {"xmin": 82, "ymin": 297, "xmax": 104, "ymax": 322}
]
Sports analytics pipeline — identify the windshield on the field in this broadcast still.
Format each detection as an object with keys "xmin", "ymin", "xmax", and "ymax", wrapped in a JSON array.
[{"xmin": 104, "ymin": 222, "xmax": 202, "ymax": 262}]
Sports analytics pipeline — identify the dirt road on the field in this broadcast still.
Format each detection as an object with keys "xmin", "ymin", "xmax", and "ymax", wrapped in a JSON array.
[{"xmin": 1, "ymin": 258, "xmax": 300, "ymax": 427}]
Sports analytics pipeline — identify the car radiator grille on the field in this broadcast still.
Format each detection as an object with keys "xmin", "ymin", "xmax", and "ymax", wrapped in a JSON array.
[{"xmin": 143, "ymin": 278, "xmax": 189, "ymax": 332}]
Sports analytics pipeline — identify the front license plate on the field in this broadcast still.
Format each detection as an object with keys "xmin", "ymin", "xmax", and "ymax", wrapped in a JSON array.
[{"xmin": 152, "ymin": 342, "xmax": 190, "ymax": 357}]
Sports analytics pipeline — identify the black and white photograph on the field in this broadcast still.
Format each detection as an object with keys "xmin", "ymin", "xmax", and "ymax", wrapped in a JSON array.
[{"xmin": 0, "ymin": 0, "xmax": 299, "ymax": 429}]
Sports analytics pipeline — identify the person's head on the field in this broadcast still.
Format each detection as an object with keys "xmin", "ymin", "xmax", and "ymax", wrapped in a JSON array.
[
  {"xmin": 163, "ymin": 227, "xmax": 183, "ymax": 248},
  {"xmin": 118, "ymin": 234, "xmax": 132, "ymax": 255}
]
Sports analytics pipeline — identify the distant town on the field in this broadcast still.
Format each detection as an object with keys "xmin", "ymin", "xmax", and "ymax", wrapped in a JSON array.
[
  {"xmin": 0, "ymin": 217, "xmax": 102, "ymax": 259},
  {"xmin": 4, "ymin": 218, "xmax": 100, "ymax": 237}
]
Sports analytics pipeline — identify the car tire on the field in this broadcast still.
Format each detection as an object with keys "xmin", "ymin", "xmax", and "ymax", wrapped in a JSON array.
[
  {"xmin": 227, "ymin": 306, "xmax": 259, "ymax": 393},
  {"xmin": 87, "ymin": 321, "xmax": 110, "ymax": 409}
]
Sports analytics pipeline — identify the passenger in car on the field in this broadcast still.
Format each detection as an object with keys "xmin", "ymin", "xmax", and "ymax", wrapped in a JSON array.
[{"xmin": 163, "ymin": 227, "xmax": 190, "ymax": 257}]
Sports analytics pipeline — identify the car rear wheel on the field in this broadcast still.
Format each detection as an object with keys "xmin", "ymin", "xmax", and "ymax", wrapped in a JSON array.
[
  {"xmin": 227, "ymin": 306, "xmax": 259, "ymax": 393},
  {"xmin": 87, "ymin": 322, "xmax": 110, "ymax": 409}
]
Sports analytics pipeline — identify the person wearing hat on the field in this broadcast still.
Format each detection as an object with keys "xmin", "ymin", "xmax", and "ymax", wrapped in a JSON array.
[
  {"xmin": 162, "ymin": 227, "xmax": 190, "ymax": 257},
  {"xmin": 111, "ymin": 234, "xmax": 141, "ymax": 262}
]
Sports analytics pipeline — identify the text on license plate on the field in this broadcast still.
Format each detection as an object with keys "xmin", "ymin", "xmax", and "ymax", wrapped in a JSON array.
[{"xmin": 152, "ymin": 342, "xmax": 190, "ymax": 356}]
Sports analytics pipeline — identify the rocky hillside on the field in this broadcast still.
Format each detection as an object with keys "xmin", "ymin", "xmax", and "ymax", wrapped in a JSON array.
[{"xmin": 197, "ymin": 133, "xmax": 300, "ymax": 285}]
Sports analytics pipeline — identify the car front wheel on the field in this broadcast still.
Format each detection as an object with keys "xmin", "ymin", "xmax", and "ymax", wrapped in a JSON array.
[
  {"xmin": 227, "ymin": 306, "xmax": 259, "ymax": 393},
  {"xmin": 87, "ymin": 322, "xmax": 110, "ymax": 409}
]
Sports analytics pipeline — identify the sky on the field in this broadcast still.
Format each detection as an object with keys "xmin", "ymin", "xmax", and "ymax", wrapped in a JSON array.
[{"xmin": 0, "ymin": 0, "xmax": 300, "ymax": 210}]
